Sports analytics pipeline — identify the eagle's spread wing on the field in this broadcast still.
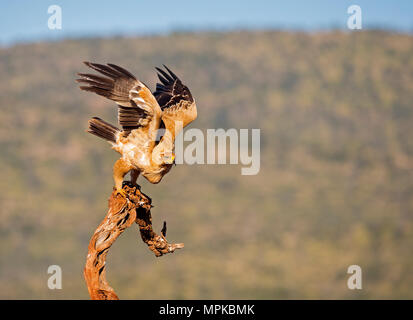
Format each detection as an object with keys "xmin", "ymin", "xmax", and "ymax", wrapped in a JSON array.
[
  {"xmin": 77, "ymin": 62, "xmax": 162, "ymax": 135},
  {"xmin": 153, "ymin": 65, "xmax": 197, "ymax": 139}
]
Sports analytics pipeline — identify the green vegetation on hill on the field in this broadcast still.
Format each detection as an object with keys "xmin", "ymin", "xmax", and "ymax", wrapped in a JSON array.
[{"xmin": 0, "ymin": 30, "xmax": 412, "ymax": 299}]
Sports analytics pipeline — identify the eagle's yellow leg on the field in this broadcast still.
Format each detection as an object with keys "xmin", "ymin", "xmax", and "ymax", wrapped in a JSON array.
[{"xmin": 113, "ymin": 158, "xmax": 133, "ymax": 198}]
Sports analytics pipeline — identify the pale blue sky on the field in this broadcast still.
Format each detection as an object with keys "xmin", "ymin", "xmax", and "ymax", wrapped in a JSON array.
[{"xmin": 0, "ymin": 0, "xmax": 412, "ymax": 45}]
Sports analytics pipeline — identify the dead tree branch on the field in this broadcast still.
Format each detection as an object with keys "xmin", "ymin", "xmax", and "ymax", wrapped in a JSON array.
[{"xmin": 84, "ymin": 182, "xmax": 184, "ymax": 300}]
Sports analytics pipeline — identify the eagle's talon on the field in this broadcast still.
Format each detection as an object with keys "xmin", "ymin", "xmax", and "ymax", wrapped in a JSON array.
[{"xmin": 115, "ymin": 188, "xmax": 127, "ymax": 198}]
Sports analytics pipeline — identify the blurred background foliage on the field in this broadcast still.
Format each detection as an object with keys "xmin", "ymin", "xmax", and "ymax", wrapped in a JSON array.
[{"xmin": 0, "ymin": 30, "xmax": 412, "ymax": 299}]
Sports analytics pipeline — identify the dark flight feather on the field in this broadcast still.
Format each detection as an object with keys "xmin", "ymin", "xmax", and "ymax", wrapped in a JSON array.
[
  {"xmin": 153, "ymin": 65, "xmax": 194, "ymax": 110},
  {"xmin": 77, "ymin": 62, "xmax": 152, "ymax": 134}
]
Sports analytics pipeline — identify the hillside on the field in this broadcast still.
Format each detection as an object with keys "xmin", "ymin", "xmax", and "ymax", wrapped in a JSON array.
[{"xmin": 0, "ymin": 30, "xmax": 412, "ymax": 299}]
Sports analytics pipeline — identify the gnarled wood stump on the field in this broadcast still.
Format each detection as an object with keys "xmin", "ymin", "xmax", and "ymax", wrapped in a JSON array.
[{"xmin": 84, "ymin": 182, "xmax": 184, "ymax": 300}]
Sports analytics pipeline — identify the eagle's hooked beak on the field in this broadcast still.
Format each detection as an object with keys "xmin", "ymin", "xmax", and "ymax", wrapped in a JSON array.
[{"xmin": 164, "ymin": 153, "xmax": 176, "ymax": 165}]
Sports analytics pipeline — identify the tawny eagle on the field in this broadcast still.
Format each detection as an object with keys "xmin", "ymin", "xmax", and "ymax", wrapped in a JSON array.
[{"xmin": 76, "ymin": 62, "xmax": 197, "ymax": 197}]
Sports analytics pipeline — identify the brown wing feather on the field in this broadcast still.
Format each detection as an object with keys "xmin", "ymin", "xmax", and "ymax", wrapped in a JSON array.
[
  {"xmin": 77, "ymin": 62, "xmax": 161, "ymax": 135},
  {"xmin": 153, "ymin": 65, "xmax": 197, "ymax": 138},
  {"xmin": 154, "ymin": 65, "xmax": 194, "ymax": 109}
]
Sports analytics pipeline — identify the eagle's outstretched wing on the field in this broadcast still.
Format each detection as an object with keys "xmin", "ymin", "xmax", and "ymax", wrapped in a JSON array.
[
  {"xmin": 153, "ymin": 65, "xmax": 197, "ymax": 140},
  {"xmin": 77, "ymin": 62, "xmax": 162, "ymax": 135}
]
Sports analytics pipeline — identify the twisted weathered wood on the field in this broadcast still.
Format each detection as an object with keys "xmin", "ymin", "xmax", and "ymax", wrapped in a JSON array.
[{"xmin": 84, "ymin": 182, "xmax": 184, "ymax": 300}]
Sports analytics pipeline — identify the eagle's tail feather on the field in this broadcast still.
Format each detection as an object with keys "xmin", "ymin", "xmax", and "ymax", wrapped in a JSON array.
[{"xmin": 87, "ymin": 117, "xmax": 120, "ymax": 143}]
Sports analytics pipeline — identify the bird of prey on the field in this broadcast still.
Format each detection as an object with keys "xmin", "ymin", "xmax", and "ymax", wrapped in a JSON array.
[{"xmin": 76, "ymin": 62, "xmax": 197, "ymax": 197}]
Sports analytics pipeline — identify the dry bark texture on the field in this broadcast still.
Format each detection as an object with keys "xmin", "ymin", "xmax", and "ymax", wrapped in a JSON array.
[{"xmin": 84, "ymin": 182, "xmax": 184, "ymax": 300}]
